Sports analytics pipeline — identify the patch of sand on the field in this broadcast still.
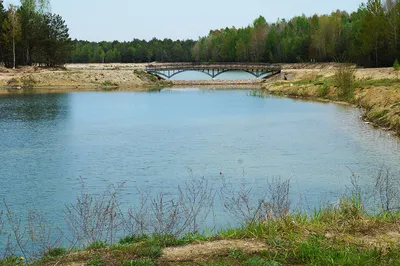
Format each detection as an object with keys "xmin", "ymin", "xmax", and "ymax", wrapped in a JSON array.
[{"xmin": 161, "ymin": 239, "xmax": 268, "ymax": 263}]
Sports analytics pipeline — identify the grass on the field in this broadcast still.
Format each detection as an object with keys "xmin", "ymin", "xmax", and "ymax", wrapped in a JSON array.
[
  {"xmin": 120, "ymin": 259, "xmax": 157, "ymax": 266},
  {"xmin": 357, "ymin": 78, "xmax": 400, "ymax": 87},
  {"xmin": 86, "ymin": 241, "xmax": 107, "ymax": 250},
  {"xmin": 101, "ymin": 80, "xmax": 119, "ymax": 87},
  {"xmin": 32, "ymin": 194, "xmax": 400, "ymax": 265},
  {"xmin": 263, "ymin": 67, "xmax": 400, "ymax": 137}
]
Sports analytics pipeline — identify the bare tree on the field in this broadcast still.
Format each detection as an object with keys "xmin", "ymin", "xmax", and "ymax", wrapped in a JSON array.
[
  {"xmin": 27, "ymin": 208, "xmax": 64, "ymax": 259},
  {"xmin": 179, "ymin": 174, "xmax": 216, "ymax": 233},
  {"xmin": 220, "ymin": 176, "xmax": 291, "ymax": 225},
  {"xmin": 63, "ymin": 179, "xmax": 125, "ymax": 247},
  {"xmin": 374, "ymin": 165, "xmax": 400, "ymax": 213}
]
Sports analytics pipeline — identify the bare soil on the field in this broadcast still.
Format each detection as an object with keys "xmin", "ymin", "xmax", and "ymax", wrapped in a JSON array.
[
  {"xmin": 160, "ymin": 239, "xmax": 268, "ymax": 263},
  {"xmin": 0, "ymin": 64, "xmax": 169, "ymax": 92}
]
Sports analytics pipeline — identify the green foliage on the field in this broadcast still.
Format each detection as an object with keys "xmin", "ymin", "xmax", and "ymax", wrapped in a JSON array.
[
  {"xmin": 394, "ymin": 59, "xmax": 400, "ymax": 79},
  {"xmin": 244, "ymin": 257, "xmax": 282, "ymax": 266},
  {"xmin": 4, "ymin": 0, "xmax": 400, "ymax": 67},
  {"xmin": 40, "ymin": 13, "xmax": 72, "ymax": 67},
  {"xmin": 146, "ymin": 233, "xmax": 188, "ymax": 248},
  {"xmin": 295, "ymin": 234, "xmax": 385, "ymax": 265},
  {"xmin": 334, "ymin": 65, "xmax": 355, "ymax": 101},
  {"xmin": 0, "ymin": 0, "xmax": 71, "ymax": 68},
  {"xmin": 394, "ymin": 59, "xmax": 400, "ymax": 70},
  {"xmin": 119, "ymin": 234, "xmax": 149, "ymax": 245},
  {"xmin": 317, "ymin": 83, "xmax": 330, "ymax": 98},
  {"xmin": 229, "ymin": 248, "xmax": 245, "ymax": 259},
  {"xmin": 191, "ymin": 1, "xmax": 400, "ymax": 67},
  {"xmin": 120, "ymin": 259, "xmax": 157, "ymax": 266},
  {"xmin": 21, "ymin": 75, "xmax": 36, "ymax": 88},
  {"xmin": 101, "ymin": 80, "xmax": 118, "ymax": 87},
  {"xmin": 0, "ymin": 256, "xmax": 25, "ymax": 266},
  {"xmin": 131, "ymin": 243, "xmax": 162, "ymax": 259},
  {"xmin": 84, "ymin": 257, "xmax": 104, "ymax": 266},
  {"xmin": 72, "ymin": 39, "xmax": 195, "ymax": 63},
  {"xmin": 85, "ymin": 241, "xmax": 107, "ymax": 250},
  {"xmin": 43, "ymin": 247, "xmax": 68, "ymax": 258}
]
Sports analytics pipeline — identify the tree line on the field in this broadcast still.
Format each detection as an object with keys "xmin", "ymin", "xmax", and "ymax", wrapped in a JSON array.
[
  {"xmin": 193, "ymin": 0, "xmax": 400, "ymax": 67},
  {"xmin": 71, "ymin": 39, "xmax": 195, "ymax": 63},
  {"xmin": 0, "ymin": 0, "xmax": 71, "ymax": 68},
  {"xmin": 4, "ymin": 0, "xmax": 400, "ymax": 68}
]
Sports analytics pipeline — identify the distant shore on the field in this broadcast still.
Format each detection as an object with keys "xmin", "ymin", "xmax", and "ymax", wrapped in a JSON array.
[{"xmin": 0, "ymin": 63, "xmax": 267, "ymax": 91}]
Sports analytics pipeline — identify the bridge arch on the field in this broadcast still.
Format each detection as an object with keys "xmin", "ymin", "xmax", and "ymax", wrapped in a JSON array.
[{"xmin": 145, "ymin": 63, "xmax": 281, "ymax": 80}]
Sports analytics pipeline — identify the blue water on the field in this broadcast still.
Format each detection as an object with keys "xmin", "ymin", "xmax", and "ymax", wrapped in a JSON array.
[{"xmin": 0, "ymin": 89, "xmax": 399, "ymax": 248}]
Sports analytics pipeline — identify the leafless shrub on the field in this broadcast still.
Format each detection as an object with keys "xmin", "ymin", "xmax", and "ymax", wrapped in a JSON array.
[
  {"xmin": 374, "ymin": 165, "xmax": 400, "ymax": 213},
  {"xmin": 26, "ymin": 208, "xmax": 64, "ymax": 259},
  {"xmin": 179, "ymin": 173, "xmax": 216, "ymax": 233},
  {"xmin": 1, "ymin": 201, "xmax": 62, "ymax": 260},
  {"xmin": 2, "ymin": 200, "xmax": 28, "ymax": 259},
  {"xmin": 150, "ymin": 192, "xmax": 188, "ymax": 236},
  {"xmin": 220, "ymin": 177, "xmax": 267, "ymax": 225},
  {"xmin": 220, "ymin": 177, "xmax": 291, "ymax": 225},
  {"xmin": 0, "ymin": 208, "xmax": 13, "ymax": 259},
  {"xmin": 63, "ymin": 179, "xmax": 125, "ymax": 247},
  {"xmin": 122, "ymin": 174, "xmax": 216, "ymax": 237},
  {"xmin": 122, "ymin": 189, "xmax": 151, "ymax": 236},
  {"xmin": 264, "ymin": 178, "xmax": 291, "ymax": 220}
]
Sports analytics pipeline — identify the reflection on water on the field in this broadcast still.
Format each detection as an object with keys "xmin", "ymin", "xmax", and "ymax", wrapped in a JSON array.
[
  {"xmin": 0, "ymin": 89, "xmax": 399, "ymax": 242},
  {"xmin": 0, "ymin": 93, "xmax": 68, "ymax": 121}
]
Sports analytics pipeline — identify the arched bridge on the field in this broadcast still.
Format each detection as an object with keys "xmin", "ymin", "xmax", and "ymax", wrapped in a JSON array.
[{"xmin": 145, "ymin": 62, "xmax": 282, "ymax": 79}]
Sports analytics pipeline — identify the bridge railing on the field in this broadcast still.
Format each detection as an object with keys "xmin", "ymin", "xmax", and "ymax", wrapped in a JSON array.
[{"xmin": 145, "ymin": 62, "xmax": 282, "ymax": 71}]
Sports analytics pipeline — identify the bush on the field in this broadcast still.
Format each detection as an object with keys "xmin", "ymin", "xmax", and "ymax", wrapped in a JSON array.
[
  {"xmin": 334, "ymin": 64, "xmax": 355, "ymax": 101},
  {"xmin": 394, "ymin": 59, "xmax": 400, "ymax": 79},
  {"xmin": 393, "ymin": 59, "xmax": 400, "ymax": 71},
  {"xmin": 119, "ymin": 234, "xmax": 149, "ymax": 245},
  {"xmin": 317, "ymin": 83, "xmax": 330, "ymax": 98},
  {"xmin": 43, "ymin": 247, "xmax": 67, "ymax": 258},
  {"xmin": 85, "ymin": 241, "xmax": 107, "ymax": 250}
]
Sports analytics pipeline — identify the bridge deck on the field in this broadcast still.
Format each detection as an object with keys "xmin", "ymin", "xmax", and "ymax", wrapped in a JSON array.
[
  {"xmin": 145, "ymin": 63, "xmax": 281, "ymax": 79},
  {"xmin": 145, "ymin": 62, "xmax": 282, "ymax": 71}
]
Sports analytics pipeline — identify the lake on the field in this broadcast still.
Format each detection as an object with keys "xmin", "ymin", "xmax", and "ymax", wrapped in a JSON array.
[{"xmin": 1, "ymin": 88, "xmax": 400, "ymax": 249}]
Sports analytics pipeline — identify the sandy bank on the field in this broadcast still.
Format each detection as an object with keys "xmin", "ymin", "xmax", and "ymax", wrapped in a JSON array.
[
  {"xmin": 0, "ymin": 64, "xmax": 171, "ymax": 91},
  {"xmin": 263, "ymin": 64, "xmax": 400, "ymax": 136}
]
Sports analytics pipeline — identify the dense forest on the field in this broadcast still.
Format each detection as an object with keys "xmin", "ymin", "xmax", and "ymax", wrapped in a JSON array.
[
  {"xmin": 71, "ymin": 39, "xmax": 196, "ymax": 63},
  {"xmin": 3, "ymin": 0, "xmax": 400, "ymax": 68},
  {"xmin": 192, "ymin": 0, "xmax": 400, "ymax": 67},
  {"xmin": 0, "ymin": 0, "xmax": 71, "ymax": 68}
]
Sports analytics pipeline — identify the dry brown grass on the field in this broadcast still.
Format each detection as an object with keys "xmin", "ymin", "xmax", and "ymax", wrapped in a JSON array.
[{"xmin": 263, "ymin": 67, "xmax": 400, "ymax": 136}]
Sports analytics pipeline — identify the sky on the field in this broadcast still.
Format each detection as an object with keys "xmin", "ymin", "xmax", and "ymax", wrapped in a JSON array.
[{"xmin": 3, "ymin": 0, "xmax": 365, "ymax": 42}]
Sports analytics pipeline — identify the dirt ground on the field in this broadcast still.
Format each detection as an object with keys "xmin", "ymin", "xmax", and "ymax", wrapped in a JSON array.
[{"xmin": 0, "ymin": 64, "xmax": 165, "ymax": 91}]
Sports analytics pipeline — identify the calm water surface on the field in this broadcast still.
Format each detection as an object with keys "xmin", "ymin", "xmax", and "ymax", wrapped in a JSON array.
[{"xmin": 0, "ymin": 89, "xmax": 400, "ymax": 235}]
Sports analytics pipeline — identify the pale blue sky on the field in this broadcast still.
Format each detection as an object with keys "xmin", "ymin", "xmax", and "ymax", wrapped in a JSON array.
[{"xmin": 4, "ymin": 0, "xmax": 364, "ymax": 41}]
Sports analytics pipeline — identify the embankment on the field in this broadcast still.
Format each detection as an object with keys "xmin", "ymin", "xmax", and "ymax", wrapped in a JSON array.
[
  {"xmin": 262, "ymin": 64, "xmax": 400, "ymax": 137},
  {"xmin": 0, "ymin": 64, "xmax": 170, "ymax": 92}
]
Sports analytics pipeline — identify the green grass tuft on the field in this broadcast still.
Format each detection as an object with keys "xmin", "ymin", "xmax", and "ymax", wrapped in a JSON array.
[
  {"xmin": 85, "ymin": 241, "xmax": 107, "ymax": 250},
  {"xmin": 120, "ymin": 259, "xmax": 157, "ymax": 266}
]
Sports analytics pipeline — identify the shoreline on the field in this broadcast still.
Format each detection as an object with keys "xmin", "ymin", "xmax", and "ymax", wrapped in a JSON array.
[{"xmin": 261, "ymin": 66, "xmax": 400, "ymax": 137}]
